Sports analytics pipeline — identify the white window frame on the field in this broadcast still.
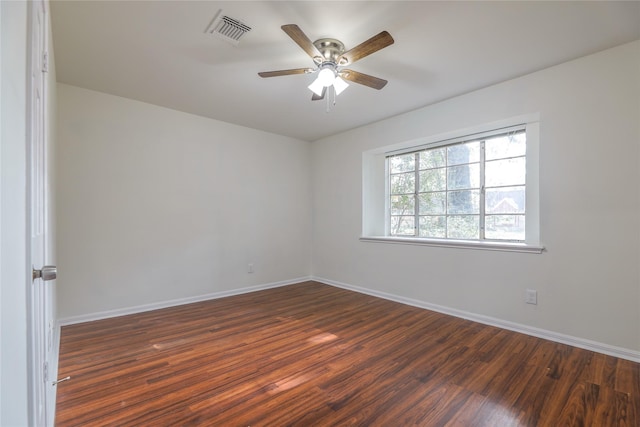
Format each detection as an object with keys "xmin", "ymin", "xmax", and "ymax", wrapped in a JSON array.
[{"xmin": 361, "ymin": 115, "xmax": 543, "ymax": 253}]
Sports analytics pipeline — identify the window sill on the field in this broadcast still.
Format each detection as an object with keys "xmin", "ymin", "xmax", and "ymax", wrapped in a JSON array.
[{"xmin": 359, "ymin": 236, "xmax": 544, "ymax": 254}]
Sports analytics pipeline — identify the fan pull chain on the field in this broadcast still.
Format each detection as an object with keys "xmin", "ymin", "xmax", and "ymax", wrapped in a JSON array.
[
  {"xmin": 325, "ymin": 86, "xmax": 331, "ymax": 113},
  {"xmin": 324, "ymin": 85, "xmax": 338, "ymax": 113}
]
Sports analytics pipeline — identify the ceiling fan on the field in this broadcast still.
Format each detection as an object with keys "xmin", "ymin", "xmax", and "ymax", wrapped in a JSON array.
[{"xmin": 259, "ymin": 24, "xmax": 394, "ymax": 101}]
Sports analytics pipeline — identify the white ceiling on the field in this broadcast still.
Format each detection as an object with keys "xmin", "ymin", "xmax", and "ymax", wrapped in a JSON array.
[{"xmin": 50, "ymin": 1, "xmax": 640, "ymax": 142}]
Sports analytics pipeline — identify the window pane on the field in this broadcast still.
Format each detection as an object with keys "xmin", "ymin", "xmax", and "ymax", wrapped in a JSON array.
[
  {"xmin": 485, "ymin": 157, "xmax": 525, "ymax": 187},
  {"xmin": 389, "ymin": 153, "xmax": 415, "ymax": 173},
  {"xmin": 390, "ymin": 195, "xmax": 415, "ymax": 215},
  {"xmin": 418, "ymin": 192, "xmax": 446, "ymax": 215},
  {"xmin": 387, "ymin": 128, "xmax": 528, "ymax": 243},
  {"xmin": 390, "ymin": 172, "xmax": 415, "ymax": 195},
  {"xmin": 485, "ymin": 215, "xmax": 525, "ymax": 241},
  {"xmin": 447, "ymin": 215, "xmax": 479, "ymax": 239},
  {"xmin": 447, "ymin": 141, "xmax": 480, "ymax": 166},
  {"xmin": 419, "ymin": 216, "xmax": 446, "ymax": 238},
  {"xmin": 486, "ymin": 186, "xmax": 525, "ymax": 214},
  {"xmin": 390, "ymin": 216, "xmax": 415, "ymax": 236},
  {"xmin": 448, "ymin": 190, "xmax": 479, "ymax": 214},
  {"xmin": 447, "ymin": 164, "xmax": 479, "ymax": 190},
  {"xmin": 419, "ymin": 169, "xmax": 446, "ymax": 192},
  {"xmin": 420, "ymin": 148, "xmax": 446, "ymax": 169},
  {"xmin": 485, "ymin": 132, "xmax": 526, "ymax": 161}
]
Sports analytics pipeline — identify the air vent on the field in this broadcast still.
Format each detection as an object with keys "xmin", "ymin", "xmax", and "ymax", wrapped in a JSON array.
[{"xmin": 205, "ymin": 11, "xmax": 251, "ymax": 46}]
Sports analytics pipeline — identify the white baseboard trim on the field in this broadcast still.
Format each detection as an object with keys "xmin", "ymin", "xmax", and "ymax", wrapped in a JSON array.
[
  {"xmin": 313, "ymin": 276, "xmax": 640, "ymax": 363},
  {"xmin": 57, "ymin": 276, "xmax": 312, "ymax": 326}
]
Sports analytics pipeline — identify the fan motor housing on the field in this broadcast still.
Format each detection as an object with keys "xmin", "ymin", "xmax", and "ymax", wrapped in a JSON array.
[{"xmin": 313, "ymin": 38, "xmax": 346, "ymax": 65}]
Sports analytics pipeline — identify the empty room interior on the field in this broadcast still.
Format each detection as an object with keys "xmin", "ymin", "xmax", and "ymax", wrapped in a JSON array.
[{"xmin": 2, "ymin": 1, "xmax": 640, "ymax": 426}]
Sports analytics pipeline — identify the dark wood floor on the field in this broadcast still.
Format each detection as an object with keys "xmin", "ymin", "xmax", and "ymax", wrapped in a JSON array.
[{"xmin": 56, "ymin": 281, "xmax": 639, "ymax": 426}]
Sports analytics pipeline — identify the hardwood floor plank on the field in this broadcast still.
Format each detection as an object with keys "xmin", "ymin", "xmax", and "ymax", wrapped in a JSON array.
[
  {"xmin": 555, "ymin": 381, "xmax": 599, "ymax": 426},
  {"xmin": 442, "ymin": 391, "xmax": 488, "ymax": 426},
  {"xmin": 56, "ymin": 281, "xmax": 640, "ymax": 426}
]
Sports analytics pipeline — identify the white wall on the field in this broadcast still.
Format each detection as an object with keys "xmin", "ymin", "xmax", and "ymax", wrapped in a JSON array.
[
  {"xmin": 312, "ymin": 41, "xmax": 640, "ymax": 353},
  {"xmin": 56, "ymin": 84, "xmax": 312, "ymax": 319}
]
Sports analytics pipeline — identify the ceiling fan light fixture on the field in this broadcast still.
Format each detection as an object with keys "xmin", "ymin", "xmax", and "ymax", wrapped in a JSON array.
[
  {"xmin": 308, "ymin": 78, "xmax": 325, "ymax": 97},
  {"xmin": 333, "ymin": 76, "xmax": 349, "ymax": 95},
  {"xmin": 308, "ymin": 65, "xmax": 337, "ymax": 96},
  {"xmin": 317, "ymin": 67, "xmax": 336, "ymax": 87}
]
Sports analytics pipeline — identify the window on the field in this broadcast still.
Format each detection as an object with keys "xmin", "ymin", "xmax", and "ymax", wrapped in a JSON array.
[{"xmin": 387, "ymin": 127, "xmax": 527, "ymax": 242}]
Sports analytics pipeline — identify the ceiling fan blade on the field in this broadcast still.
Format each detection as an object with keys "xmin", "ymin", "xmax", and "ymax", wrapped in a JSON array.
[
  {"xmin": 258, "ymin": 68, "xmax": 313, "ymax": 78},
  {"xmin": 311, "ymin": 87, "xmax": 326, "ymax": 101},
  {"xmin": 338, "ymin": 31, "xmax": 394, "ymax": 65},
  {"xmin": 281, "ymin": 24, "xmax": 323, "ymax": 61},
  {"xmin": 339, "ymin": 70, "xmax": 388, "ymax": 90}
]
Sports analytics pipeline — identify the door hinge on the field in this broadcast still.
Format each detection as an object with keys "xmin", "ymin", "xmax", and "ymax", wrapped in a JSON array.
[
  {"xmin": 43, "ymin": 361, "xmax": 49, "ymax": 382},
  {"xmin": 42, "ymin": 51, "xmax": 49, "ymax": 73}
]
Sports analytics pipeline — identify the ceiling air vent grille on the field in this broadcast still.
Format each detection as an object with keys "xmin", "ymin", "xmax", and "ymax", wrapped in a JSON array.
[{"xmin": 205, "ymin": 12, "xmax": 251, "ymax": 46}]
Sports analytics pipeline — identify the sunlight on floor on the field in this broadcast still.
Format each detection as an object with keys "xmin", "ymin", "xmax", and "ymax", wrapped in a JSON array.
[
  {"xmin": 268, "ymin": 374, "xmax": 311, "ymax": 395},
  {"xmin": 480, "ymin": 399, "xmax": 522, "ymax": 426},
  {"xmin": 307, "ymin": 332, "xmax": 338, "ymax": 344}
]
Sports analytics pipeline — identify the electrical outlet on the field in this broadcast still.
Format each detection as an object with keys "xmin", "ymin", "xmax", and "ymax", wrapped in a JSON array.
[
  {"xmin": 525, "ymin": 289, "xmax": 537, "ymax": 305},
  {"xmin": 248, "ymin": 263, "xmax": 254, "ymax": 273}
]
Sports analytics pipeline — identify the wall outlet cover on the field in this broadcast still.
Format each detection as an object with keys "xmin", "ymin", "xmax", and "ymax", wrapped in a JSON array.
[{"xmin": 525, "ymin": 289, "xmax": 537, "ymax": 305}]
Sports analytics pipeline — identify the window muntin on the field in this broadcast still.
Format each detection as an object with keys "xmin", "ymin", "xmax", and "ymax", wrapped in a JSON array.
[{"xmin": 388, "ymin": 129, "xmax": 526, "ymax": 242}]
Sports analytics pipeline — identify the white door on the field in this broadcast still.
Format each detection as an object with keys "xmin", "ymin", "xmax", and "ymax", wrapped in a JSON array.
[{"xmin": 29, "ymin": 0, "xmax": 55, "ymax": 425}]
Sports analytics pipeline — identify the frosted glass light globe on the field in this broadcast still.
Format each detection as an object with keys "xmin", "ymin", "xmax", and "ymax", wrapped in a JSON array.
[{"xmin": 317, "ymin": 68, "xmax": 336, "ymax": 87}]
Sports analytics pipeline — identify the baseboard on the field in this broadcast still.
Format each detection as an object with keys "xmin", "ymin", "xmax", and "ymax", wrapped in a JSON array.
[
  {"xmin": 312, "ymin": 276, "xmax": 640, "ymax": 363},
  {"xmin": 57, "ymin": 276, "xmax": 312, "ymax": 326}
]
